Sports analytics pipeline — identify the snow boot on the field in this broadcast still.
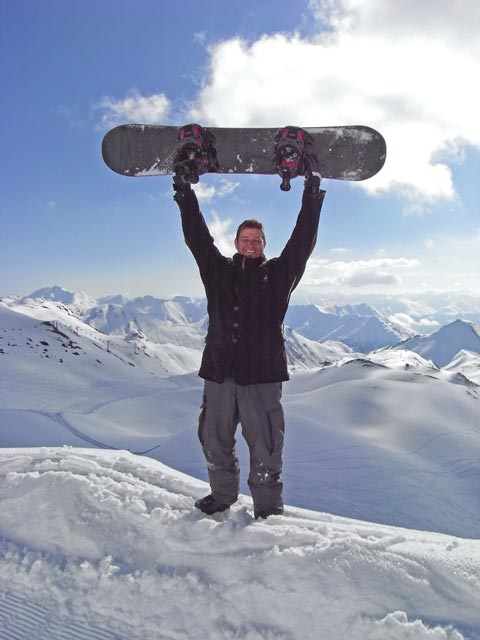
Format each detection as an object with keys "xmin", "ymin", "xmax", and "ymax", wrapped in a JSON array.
[
  {"xmin": 254, "ymin": 507, "xmax": 284, "ymax": 520},
  {"xmin": 194, "ymin": 494, "xmax": 230, "ymax": 515}
]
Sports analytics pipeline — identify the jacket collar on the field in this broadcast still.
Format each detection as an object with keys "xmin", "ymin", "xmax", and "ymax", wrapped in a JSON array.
[{"xmin": 233, "ymin": 252, "xmax": 266, "ymax": 271}]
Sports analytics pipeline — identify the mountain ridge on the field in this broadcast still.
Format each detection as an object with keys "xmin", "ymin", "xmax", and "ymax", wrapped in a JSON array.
[
  {"xmin": 397, "ymin": 319, "xmax": 480, "ymax": 367},
  {"xmin": 3, "ymin": 287, "xmax": 480, "ymax": 376},
  {"xmin": 2, "ymin": 293, "xmax": 480, "ymax": 538}
]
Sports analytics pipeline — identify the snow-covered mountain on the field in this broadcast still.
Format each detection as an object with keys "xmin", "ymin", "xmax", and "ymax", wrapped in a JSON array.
[
  {"xmin": 86, "ymin": 295, "xmax": 208, "ymax": 338},
  {"xmin": 384, "ymin": 291, "xmax": 480, "ymax": 326},
  {"xmin": 10, "ymin": 286, "xmax": 480, "ymax": 356},
  {"xmin": 86, "ymin": 297, "xmax": 209, "ymax": 350},
  {"xmin": 6, "ymin": 286, "xmax": 417, "ymax": 354},
  {"xmin": 0, "ymin": 300, "xmax": 201, "ymax": 380},
  {"xmin": 285, "ymin": 302, "xmax": 413, "ymax": 351},
  {"xmin": 0, "ymin": 297, "xmax": 341, "ymax": 377},
  {"xmin": 396, "ymin": 319, "xmax": 480, "ymax": 367},
  {"xmin": 284, "ymin": 326, "xmax": 357, "ymax": 370},
  {"xmin": 4, "ymin": 287, "xmax": 480, "ymax": 375},
  {"xmin": 298, "ymin": 290, "xmax": 480, "ymax": 329},
  {"xmin": 28, "ymin": 285, "xmax": 98, "ymax": 312},
  {"xmin": 444, "ymin": 349, "xmax": 480, "ymax": 385}
]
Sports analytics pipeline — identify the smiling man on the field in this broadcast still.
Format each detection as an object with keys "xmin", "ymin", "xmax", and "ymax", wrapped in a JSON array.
[
  {"xmin": 173, "ymin": 156, "xmax": 325, "ymax": 519},
  {"xmin": 235, "ymin": 221, "xmax": 266, "ymax": 259}
]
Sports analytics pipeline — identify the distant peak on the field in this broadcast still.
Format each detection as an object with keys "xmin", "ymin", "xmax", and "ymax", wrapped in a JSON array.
[
  {"xmin": 26, "ymin": 286, "xmax": 96, "ymax": 311},
  {"xmin": 29, "ymin": 285, "xmax": 72, "ymax": 300}
]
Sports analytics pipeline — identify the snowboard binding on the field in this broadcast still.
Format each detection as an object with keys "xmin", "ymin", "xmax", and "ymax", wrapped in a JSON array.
[
  {"xmin": 173, "ymin": 123, "xmax": 218, "ymax": 185},
  {"xmin": 274, "ymin": 126, "xmax": 313, "ymax": 191}
]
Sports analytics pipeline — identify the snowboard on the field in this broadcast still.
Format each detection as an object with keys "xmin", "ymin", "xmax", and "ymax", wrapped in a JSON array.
[{"xmin": 102, "ymin": 124, "xmax": 386, "ymax": 183}]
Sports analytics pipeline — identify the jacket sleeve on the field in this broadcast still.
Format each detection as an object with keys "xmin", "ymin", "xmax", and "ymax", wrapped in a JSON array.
[
  {"xmin": 174, "ymin": 188, "xmax": 226, "ymax": 288},
  {"xmin": 277, "ymin": 188, "xmax": 325, "ymax": 295}
]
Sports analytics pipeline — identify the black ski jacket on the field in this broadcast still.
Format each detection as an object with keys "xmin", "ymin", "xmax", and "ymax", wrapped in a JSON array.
[{"xmin": 176, "ymin": 187, "xmax": 324, "ymax": 385}]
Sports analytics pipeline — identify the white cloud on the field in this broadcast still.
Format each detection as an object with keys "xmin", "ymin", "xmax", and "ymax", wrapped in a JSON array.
[
  {"xmin": 96, "ymin": 90, "xmax": 170, "ymax": 128},
  {"xmin": 217, "ymin": 180, "xmax": 240, "ymax": 198},
  {"xmin": 189, "ymin": 1, "xmax": 480, "ymax": 208},
  {"xmin": 418, "ymin": 318, "xmax": 441, "ymax": 330},
  {"xmin": 310, "ymin": 0, "xmax": 480, "ymax": 52},
  {"xmin": 388, "ymin": 312, "xmax": 417, "ymax": 330},
  {"xmin": 192, "ymin": 183, "xmax": 217, "ymax": 202},
  {"xmin": 207, "ymin": 211, "xmax": 236, "ymax": 256},
  {"xmin": 331, "ymin": 247, "xmax": 352, "ymax": 255},
  {"xmin": 388, "ymin": 312, "xmax": 440, "ymax": 332},
  {"xmin": 302, "ymin": 256, "xmax": 420, "ymax": 289},
  {"xmin": 299, "ymin": 226, "xmax": 480, "ymax": 294},
  {"xmin": 192, "ymin": 179, "xmax": 240, "ymax": 203}
]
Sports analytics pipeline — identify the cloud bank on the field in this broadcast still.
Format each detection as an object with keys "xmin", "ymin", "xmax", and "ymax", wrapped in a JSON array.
[{"xmin": 303, "ymin": 256, "xmax": 420, "ymax": 290}]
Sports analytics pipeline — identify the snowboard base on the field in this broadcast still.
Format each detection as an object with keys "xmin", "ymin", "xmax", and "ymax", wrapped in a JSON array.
[{"xmin": 102, "ymin": 124, "xmax": 386, "ymax": 183}]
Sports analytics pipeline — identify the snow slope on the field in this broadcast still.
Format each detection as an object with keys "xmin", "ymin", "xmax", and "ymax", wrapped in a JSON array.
[
  {"xmin": 1, "ymin": 447, "xmax": 479, "ymax": 640},
  {"xmin": 2, "ymin": 300, "xmax": 480, "ymax": 537},
  {"xmin": 2, "ymin": 290, "xmax": 480, "ymax": 638},
  {"xmin": 398, "ymin": 320, "xmax": 480, "ymax": 367},
  {"xmin": 0, "ymin": 300, "xmax": 202, "ymax": 378},
  {"xmin": 445, "ymin": 350, "xmax": 480, "ymax": 385}
]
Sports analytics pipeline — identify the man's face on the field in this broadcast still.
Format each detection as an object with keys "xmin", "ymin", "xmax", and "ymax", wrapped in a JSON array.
[{"xmin": 235, "ymin": 227, "xmax": 265, "ymax": 259}]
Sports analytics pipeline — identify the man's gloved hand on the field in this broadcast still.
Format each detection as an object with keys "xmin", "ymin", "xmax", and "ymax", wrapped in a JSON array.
[
  {"xmin": 173, "ymin": 160, "xmax": 198, "ymax": 201},
  {"xmin": 304, "ymin": 153, "xmax": 322, "ymax": 195}
]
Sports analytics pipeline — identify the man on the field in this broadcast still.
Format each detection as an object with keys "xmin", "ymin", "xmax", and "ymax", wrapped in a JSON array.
[{"xmin": 173, "ymin": 155, "xmax": 325, "ymax": 519}]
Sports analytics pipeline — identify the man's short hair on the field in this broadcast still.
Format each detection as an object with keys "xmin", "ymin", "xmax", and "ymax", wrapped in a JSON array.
[{"xmin": 235, "ymin": 219, "xmax": 266, "ymax": 244}]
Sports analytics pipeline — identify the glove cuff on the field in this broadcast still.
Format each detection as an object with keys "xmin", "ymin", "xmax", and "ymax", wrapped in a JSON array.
[
  {"xmin": 173, "ymin": 181, "xmax": 192, "ymax": 203},
  {"xmin": 304, "ymin": 171, "xmax": 322, "ymax": 195}
]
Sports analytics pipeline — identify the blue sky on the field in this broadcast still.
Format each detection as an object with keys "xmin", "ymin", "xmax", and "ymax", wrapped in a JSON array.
[{"xmin": 1, "ymin": 0, "xmax": 479, "ymax": 301}]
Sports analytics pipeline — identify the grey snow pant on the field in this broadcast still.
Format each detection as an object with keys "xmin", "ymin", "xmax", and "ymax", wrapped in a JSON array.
[{"xmin": 198, "ymin": 378, "xmax": 285, "ymax": 516}]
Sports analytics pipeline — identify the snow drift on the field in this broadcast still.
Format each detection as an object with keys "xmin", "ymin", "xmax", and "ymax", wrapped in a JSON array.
[{"xmin": 1, "ymin": 447, "xmax": 479, "ymax": 640}]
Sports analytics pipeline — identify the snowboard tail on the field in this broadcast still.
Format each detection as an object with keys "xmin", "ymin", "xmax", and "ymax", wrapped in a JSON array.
[{"xmin": 102, "ymin": 124, "xmax": 386, "ymax": 183}]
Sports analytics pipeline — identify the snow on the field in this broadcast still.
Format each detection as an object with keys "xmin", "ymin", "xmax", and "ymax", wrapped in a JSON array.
[
  {"xmin": 398, "ymin": 320, "xmax": 480, "ymax": 367},
  {"xmin": 1, "ymin": 447, "xmax": 479, "ymax": 640},
  {"xmin": 284, "ymin": 302, "xmax": 413, "ymax": 350},
  {"xmin": 2, "ymin": 291, "xmax": 480, "ymax": 638},
  {"xmin": 27, "ymin": 286, "xmax": 97, "ymax": 312},
  {"xmin": 444, "ymin": 350, "xmax": 480, "ymax": 385}
]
